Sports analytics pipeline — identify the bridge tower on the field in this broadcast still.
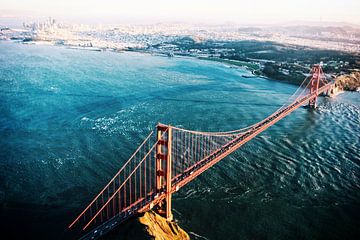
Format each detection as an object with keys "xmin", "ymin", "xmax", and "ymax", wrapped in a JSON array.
[
  {"xmin": 308, "ymin": 64, "xmax": 324, "ymax": 108},
  {"xmin": 155, "ymin": 124, "xmax": 173, "ymax": 221}
]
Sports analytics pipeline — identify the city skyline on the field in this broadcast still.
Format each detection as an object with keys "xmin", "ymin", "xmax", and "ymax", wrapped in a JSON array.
[{"xmin": 1, "ymin": 0, "xmax": 360, "ymax": 25}]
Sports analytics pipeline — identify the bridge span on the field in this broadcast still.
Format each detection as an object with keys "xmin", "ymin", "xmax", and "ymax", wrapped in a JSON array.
[{"xmin": 68, "ymin": 64, "xmax": 335, "ymax": 239}]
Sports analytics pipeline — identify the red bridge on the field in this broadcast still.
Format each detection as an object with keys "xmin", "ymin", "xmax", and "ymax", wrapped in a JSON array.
[{"xmin": 69, "ymin": 65, "xmax": 335, "ymax": 239}]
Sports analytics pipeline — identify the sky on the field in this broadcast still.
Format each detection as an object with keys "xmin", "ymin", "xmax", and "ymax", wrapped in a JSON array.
[{"xmin": 0, "ymin": 0, "xmax": 359, "ymax": 25}]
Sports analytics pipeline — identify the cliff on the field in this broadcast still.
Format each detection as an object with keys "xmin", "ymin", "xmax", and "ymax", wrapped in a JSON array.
[
  {"xmin": 103, "ymin": 210, "xmax": 190, "ymax": 240},
  {"xmin": 335, "ymin": 72, "xmax": 360, "ymax": 91}
]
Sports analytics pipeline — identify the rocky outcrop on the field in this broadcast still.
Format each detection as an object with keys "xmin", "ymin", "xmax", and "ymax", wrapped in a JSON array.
[
  {"xmin": 103, "ymin": 210, "xmax": 190, "ymax": 240},
  {"xmin": 335, "ymin": 72, "xmax": 360, "ymax": 91}
]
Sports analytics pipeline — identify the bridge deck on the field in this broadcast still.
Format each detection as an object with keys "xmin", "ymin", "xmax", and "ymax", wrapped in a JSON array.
[{"xmin": 78, "ymin": 82, "xmax": 332, "ymax": 239}]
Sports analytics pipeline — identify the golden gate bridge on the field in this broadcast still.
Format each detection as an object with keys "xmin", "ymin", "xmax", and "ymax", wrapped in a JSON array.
[{"xmin": 68, "ymin": 64, "xmax": 335, "ymax": 239}]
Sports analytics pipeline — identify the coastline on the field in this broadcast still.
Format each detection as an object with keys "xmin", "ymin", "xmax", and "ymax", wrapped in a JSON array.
[
  {"xmin": 2, "ymin": 39, "xmax": 359, "ymax": 91},
  {"xmin": 2, "ymin": 39, "xmax": 265, "ymax": 78}
]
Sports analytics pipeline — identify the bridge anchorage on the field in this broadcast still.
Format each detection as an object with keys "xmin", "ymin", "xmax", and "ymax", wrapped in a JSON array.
[{"xmin": 68, "ymin": 64, "xmax": 334, "ymax": 239}]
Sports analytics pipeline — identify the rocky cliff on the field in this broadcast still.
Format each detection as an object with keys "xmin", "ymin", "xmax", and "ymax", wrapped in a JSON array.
[
  {"xmin": 103, "ymin": 210, "xmax": 190, "ymax": 240},
  {"xmin": 335, "ymin": 72, "xmax": 360, "ymax": 91}
]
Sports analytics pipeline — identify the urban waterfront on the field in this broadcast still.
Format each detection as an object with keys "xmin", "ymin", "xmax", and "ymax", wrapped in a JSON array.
[{"xmin": 0, "ymin": 42, "xmax": 359, "ymax": 239}]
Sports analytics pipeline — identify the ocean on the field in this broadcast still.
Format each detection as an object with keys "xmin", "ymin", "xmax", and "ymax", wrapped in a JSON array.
[{"xmin": 0, "ymin": 41, "xmax": 359, "ymax": 239}]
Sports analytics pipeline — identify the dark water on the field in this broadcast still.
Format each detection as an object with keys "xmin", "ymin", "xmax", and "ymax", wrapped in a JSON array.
[{"xmin": 0, "ymin": 41, "xmax": 359, "ymax": 239}]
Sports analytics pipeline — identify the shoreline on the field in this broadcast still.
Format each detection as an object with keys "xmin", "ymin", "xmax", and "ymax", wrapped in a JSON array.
[
  {"xmin": 4, "ymin": 39, "xmax": 265, "ymax": 79},
  {"xmin": 2, "ymin": 39, "xmax": 358, "ymax": 92}
]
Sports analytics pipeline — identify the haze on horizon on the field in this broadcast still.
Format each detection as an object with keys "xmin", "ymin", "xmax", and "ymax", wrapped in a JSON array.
[{"xmin": 0, "ymin": 0, "xmax": 360, "ymax": 25}]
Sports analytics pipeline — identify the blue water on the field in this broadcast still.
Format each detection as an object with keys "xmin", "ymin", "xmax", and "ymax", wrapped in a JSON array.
[{"xmin": 0, "ymin": 41, "xmax": 359, "ymax": 239}]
